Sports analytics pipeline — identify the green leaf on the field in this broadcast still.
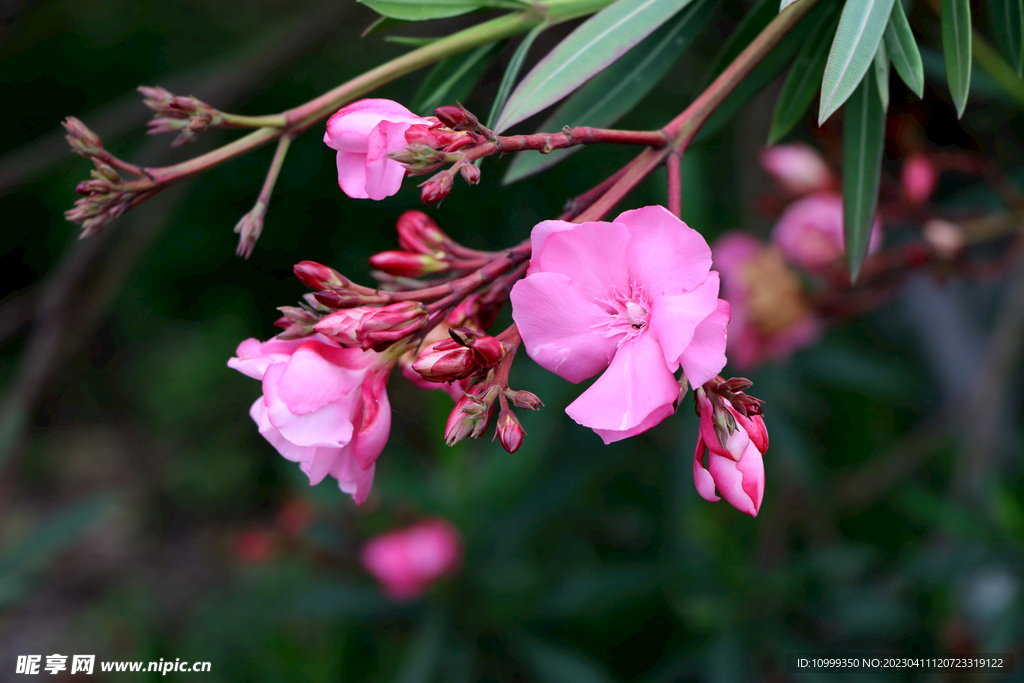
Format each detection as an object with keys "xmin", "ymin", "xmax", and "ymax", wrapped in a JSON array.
[
  {"xmin": 487, "ymin": 23, "xmax": 548, "ymax": 128},
  {"xmin": 818, "ymin": 0, "xmax": 896, "ymax": 123},
  {"xmin": 883, "ymin": 0, "xmax": 925, "ymax": 97},
  {"xmin": 502, "ymin": 0, "xmax": 716, "ymax": 183},
  {"xmin": 697, "ymin": 0, "xmax": 836, "ymax": 142},
  {"xmin": 494, "ymin": 0, "xmax": 698, "ymax": 132},
  {"xmin": 779, "ymin": 0, "xmax": 803, "ymax": 11},
  {"xmin": 359, "ymin": 0, "xmax": 520, "ymax": 21},
  {"xmin": 874, "ymin": 39, "xmax": 890, "ymax": 109},
  {"xmin": 987, "ymin": 0, "xmax": 1024, "ymax": 76},
  {"xmin": 941, "ymin": 0, "xmax": 972, "ymax": 117},
  {"xmin": 412, "ymin": 41, "xmax": 503, "ymax": 115},
  {"xmin": 841, "ymin": 68, "xmax": 886, "ymax": 282},
  {"xmin": 768, "ymin": 5, "xmax": 840, "ymax": 144}
]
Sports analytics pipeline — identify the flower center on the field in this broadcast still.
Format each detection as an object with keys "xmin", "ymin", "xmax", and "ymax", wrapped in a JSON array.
[{"xmin": 593, "ymin": 284, "xmax": 651, "ymax": 342}]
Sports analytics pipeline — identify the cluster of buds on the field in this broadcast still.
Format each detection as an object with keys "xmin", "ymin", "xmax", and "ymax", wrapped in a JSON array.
[
  {"xmin": 314, "ymin": 302, "xmax": 428, "ymax": 350},
  {"xmin": 412, "ymin": 328, "xmax": 506, "ymax": 383},
  {"xmin": 693, "ymin": 377, "xmax": 767, "ymax": 517},
  {"xmin": 62, "ymin": 117, "xmax": 145, "ymax": 237},
  {"xmin": 138, "ymin": 86, "xmax": 224, "ymax": 146},
  {"xmin": 369, "ymin": 211, "xmax": 497, "ymax": 282},
  {"xmin": 443, "ymin": 381, "xmax": 541, "ymax": 453}
]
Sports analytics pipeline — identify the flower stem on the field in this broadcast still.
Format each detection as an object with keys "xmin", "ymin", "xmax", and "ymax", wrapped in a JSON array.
[{"xmin": 666, "ymin": 152, "xmax": 682, "ymax": 219}]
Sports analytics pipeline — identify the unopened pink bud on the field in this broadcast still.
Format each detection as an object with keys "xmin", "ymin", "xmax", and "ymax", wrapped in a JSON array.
[
  {"xmin": 314, "ymin": 302, "xmax": 427, "ymax": 349},
  {"xmin": 396, "ymin": 211, "xmax": 448, "ymax": 254},
  {"xmin": 294, "ymin": 261, "xmax": 347, "ymax": 290},
  {"xmin": 434, "ymin": 104, "xmax": 478, "ymax": 131},
  {"xmin": 495, "ymin": 410, "xmax": 525, "ymax": 453},
  {"xmin": 420, "ymin": 173, "xmax": 453, "ymax": 206},
  {"xmin": 901, "ymin": 152, "xmax": 938, "ymax": 205},
  {"xmin": 277, "ymin": 305, "xmax": 319, "ymax": 325},
  {"xmin": 460, "ymin": 162, "xmax": 481, "ymax": 186},
  {"xmin": 62, "ymin": 117, "xmax": 102, "ymax": 156},
  {"xmin": 370, "ymin": 250, "xmax": 449, "ymax": 278},
  {"xmin": 760, "ymin": 143, "xmax": 835, "ymax": 197},
  {"xmin": 312, "ymin": 290, "xmax": 363, "ymax": 309},
  {"xmin": 412, "ymin": 338, "xmax": 478, "ymax": 382},
  {"xmin": 403, "ymin": 124, "xmax": 469, "ymax": 151},
  {"xmin": 234, "ymin": 204, "xmax": 265, "ymax": 259},
  {"xmin": 445, "ymin": 388, "xmax": 495, "ymax": 445},
  {"xmin": 507, "ymin": 390, "xmax": 543, "ymax": 410},
  {"xmin": 468, "ymin": 335, "xmax": 504, "ymax": 367}
]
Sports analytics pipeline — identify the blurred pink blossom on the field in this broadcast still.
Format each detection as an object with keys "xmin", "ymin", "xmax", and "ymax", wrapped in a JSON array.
[
  {"xmin": 510, "ymin": 206, "xmax": 730, "ymax": 444},
  {"xmin": 361, "ymin": 518, "xmax": 463, "ymax": 601},
  {"xmin": 771, "ymin": 192, "xmax": 882, "ymax": 271},
  {"xmin": 692, "ymin": 388, "xmax": 767, "ymax": 517},
  {"xmin": 760, "ymin": 143, "xmax": 836, "ymax": 198},
  {"xmin": 228, "ymin": 334, "xmax": 392, "ymax": 504},
  {"xmin": 713, "ymin": 232, "xmax": 820, "ymax": 369},
  {"xmin": 323, "ymin": 99, "xmax": 432, "ymax": 200},
  {"xmin": 901, "ymin": 152, "xmax": 938, "ymax": 205}
]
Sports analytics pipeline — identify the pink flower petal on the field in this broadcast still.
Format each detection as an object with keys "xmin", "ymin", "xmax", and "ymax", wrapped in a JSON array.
[
  {"xmin": 649, "ymin": 273, "xmax": 722, "ymax": 371},
  {"xmin": 364, "ymin": 120, "xmax": 414, "ymax": 200},
  {"xmin": 350, "ymin": 368, "xmax": 392, "ymax": 469},
  {"xmin": 679, "ymin": 299, "xmax": 730, "ymax": 388},
  {"xmin": 565, "ymin": 332, "xmax": 679, "ymax": 432},
  {"xmin": 693, "ymin": 437, "xmax": 720, "ymax": 502},
  {"xmin": 618, "ymin": 205, "xmax": 713, "ymax": 296},
  {"xmin": 510, "ymin": 272, "xmax": 618, "ymax": 383},
  {"xmin": 529, "ymin": 222, "xmax": 630, "ymax": 299},
  {"xmin": 526, "ymin": 220, "xmax": 575, "ymax": 276},
  {"xmin": 708, "ymin": 442, "xmax": 764, "ymax": 516},
  {"xmin": 250, "ymin": 396, "xmax": 319, "ymax": 466},
  {"xmin": 336, "ymin": 150, "xmax": 369, "ymax": 199},
  {"xmin": 228, "ymin": 336, "xmax": 309, "ymax": 380},
  {"xmin": 324, "ymin": 99, "xmax": 423, "ymax": 152},
  {"xmin": 263, "ymin": 363, "xmax": 355, "ymax": 448},
  {"xmin": 276, "ymin": 342, "xmax": 362, "ymax": 415},
  {"xmin": 593, "ymin": 401, "xmax": 676, "ymax": 445},
  {"xmin": 336, "ymin": 459, "xmax": 375, "ymax": 505}
]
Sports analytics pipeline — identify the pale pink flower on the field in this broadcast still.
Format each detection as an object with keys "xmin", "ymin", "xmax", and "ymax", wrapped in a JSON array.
[
  {"xmin": 323, "ymin": 99, "xmax": 433, "ymax": 200},
  {"xmin": 713, "ymin": 232, "xmax": 820, "ymax": 370},
  {"xmin": 901, "ymin": 152, "xmax": 938, "ymax": 205},
  {"xmin": 228, "ymin": 334, "xmax": 393, "ymax": 504},
  {"xmin": 760, "ymin": 143, "xmax": 836, "ymax": 198},
  {"xmin": 510, "ymin": 205, "xmax": 730, "ymax": 444},
  {"xmin": 771, "ymin": 192, "xmax": 882, "ymax": 271},
  {"xmin": 693, "ymin": 388, "xmax": 767, "ymax": 516},
  {"xmin": 361, "ymin": 518, "xmax": 463, "ymax": 601}
]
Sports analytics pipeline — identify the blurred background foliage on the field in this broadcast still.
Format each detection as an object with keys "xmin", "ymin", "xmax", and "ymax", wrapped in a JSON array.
[{"xmin": 1, "ymin": 0, "xmax": 1023, "ymax": 680}]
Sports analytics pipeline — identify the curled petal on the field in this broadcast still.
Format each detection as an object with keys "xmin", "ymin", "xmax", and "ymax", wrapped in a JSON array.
[
  {"xmin": 529, "ymin": 222, "xmax": 630, "ymax": 298},
  {"xmin": 276, "ymin": 342, "xmax": 363, "ymax": 415},
  {"xmin": 649, "ymin": 273, "xmax": 721, "ymax": 372},
  {"xmin": 526, "ymin": 220, "xmax": 575, "ymax": 276},
  {"xmin": 679, "ymin": 299, "xmax": 730, "ymax": 389},
  {"xmin": 263, "ymin": 363, "xmax": 355, "ymax": 448},
  {"xmin": 707, "ymin": 441, "xmax": 764, "ymax": 516},
  {"xmin": 364, "ymin": 120, "xmax": 415, "ymax": 200},
  {"xmin": 618, "ymin": 205, "xmax": 713, "ymax": 296}
]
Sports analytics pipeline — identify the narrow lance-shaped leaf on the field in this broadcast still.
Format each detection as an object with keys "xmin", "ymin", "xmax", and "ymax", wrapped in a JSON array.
[
  {"xmin": 819, "ymin": 0, "xmax": 896, "ymax": 123},
  {"xmin": 987, "ymin": 0, "xmax": 1024, "ymax": 76},
  {"xmin": 884, "ymin": 0, "xmax": 925, "ymax": 97},
  {"xmin": 768, "ymin": 5, "xmax": 840, "ymax": 144},
  {"xmin": 487, "ymin": 23, "xmax": 548, "ymax": 129},
  {"xmin": 413, "ymin": 41, "xmax": 503, "ymax": 115},
  {"xmin": 941, "ymin": 0, "xmax": 972, "ymax": 117},
  {"xmin": 874, "ymin": 39, "xmax": 890, "ymax": 109},
  {"xmin": 503, "ymin": 0, "xmax": 716, "ymax": 183},
  {"xmin": 359, "ymin": 0, "xmax": 522, "ymax": 22},
  {"xmin": 841, "ymin": 68, "xmax": 886, "ymax": 282},
  {"xmin": 780, "ymin": 0, "xmax": 802, "ymax": 12},
  {"xmin": 494, "ymin": 0, "xmax": 697, "ymax": 133},
  {"xmin": 697, "ymin": 0, "xmax": 836, "ymax": 143}
]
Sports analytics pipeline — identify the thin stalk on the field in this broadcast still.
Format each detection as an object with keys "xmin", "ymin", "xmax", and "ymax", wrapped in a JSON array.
[{"xmin": 666, "ymin": 152, "xmax": 682, "ymax": 218}]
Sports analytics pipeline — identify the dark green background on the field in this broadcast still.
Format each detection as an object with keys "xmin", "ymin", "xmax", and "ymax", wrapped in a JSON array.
[{"xmin": 1, "ymin": 0, "xmax": 1022, "ymax": 680}]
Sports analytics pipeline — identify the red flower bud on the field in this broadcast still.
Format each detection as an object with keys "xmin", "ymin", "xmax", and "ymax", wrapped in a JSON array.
[
  {"xmin": 404, "ymin": 124, "xmax": 469, "ymax": 151},
  {"xmin": 434, "ymin": 104, "xmax": 478, "ymax": 131},
  {"xmin": 420, "ymin": 173, "xmax": 453, "ymax": 206},
  {"xmin": 312, "ymin": 290, "xmax": 363, "ymax": 309},
  {"xmin": 369, "ymin": 250, "xmax": 449, "ymax": 278},
  {"xmin": 314, "ymin": 302, "xmax": 428, "ymax": 349},
  {"xmin": 445, "ymin": 386, "xmax": 496, "ymax": 446},
  {"xmin": 63, "ymin": 117, "xmax": 103, "ymax": 157},
  {"xmin": 506, "ymin": 390, "xmax": 543, "ymax": 411},
  {"xmin": 294, "ymin": 261, "xmax": 347, "ymax": 290},
  {"xmin": 412, "ymin": 338, "xmax": 478, "ymax": 382},
  {"xmin": 460, "ymin": 162, "xmax": 481, "ymax": 186},
  {"xmin": 495, "ymin": 410, "xmax": 525, "ymax": 453},
  {"xmin": 396, "ymin": 211, "xmax": 449, "ymax": 254},
  {"xmin": 467, "ymin": 334, "xmax": 505, "ymax": 368}
]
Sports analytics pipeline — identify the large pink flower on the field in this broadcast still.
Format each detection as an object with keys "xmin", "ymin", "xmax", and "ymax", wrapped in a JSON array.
[
  {"xmin": 693, "ymin": 388, "xmax": 767, "ymax": 517},
  {"xmin": 771, "ymin": 192, "xmax": 883, "ymax": 271},
  {"xmin": 510, "ymin": 205, "xmax": 730, "ymax": 444},
  {"xmin": 713, "ymin": 232, "xmax": 820, "ymax": 370},
  {"xmin": 323, "ymin": 99, "xmax": 432, "ymax": 200},
  {"xmin": 228, "ymin": 334, "xmax": 392, "ymax": 504},
  {"xmin": 361, "ymin": 518, "xmax": 463, "ymax": 601}
]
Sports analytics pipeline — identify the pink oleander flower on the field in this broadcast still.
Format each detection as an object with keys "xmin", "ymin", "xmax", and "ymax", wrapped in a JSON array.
[
  {"xmin": 760, "ymin": 143, "xmax": 836, "ymax": 198},
  {"xmin": 361, "ymin": 518, "xmax": 463, "ymax": 601},
  {"xmin": 693, "ymin": 387, "xmax": 767, "ymax": 516},
  {"xmin": 323, "ymin": 99, "xmax": 434, "ymax": 201},
  {"xmin": 901, "ymin": 152, "xmax": 938, "ymax": 205},
  {"xmin": 713, "ymin": 232, "xmax": 820, "ymax": 370},
  {"xmin": 510, "ymin": 205, "xmax": 730, "ymax": 444},
  {"xmin": 228, "ymin": 334, "xmax": 394, "ymax": 504},
  {"xmin": 771, "ymin": 192, "xmax": 882, "ymax": 271}
]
